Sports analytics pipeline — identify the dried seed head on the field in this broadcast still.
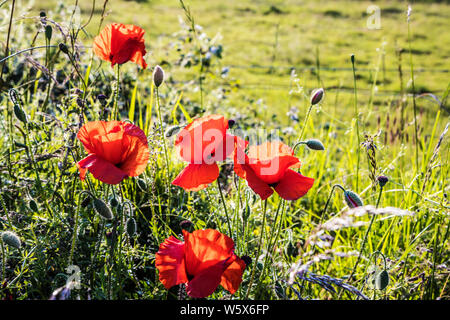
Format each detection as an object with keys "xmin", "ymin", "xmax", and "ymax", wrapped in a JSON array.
[
  {"xmin": 305, "ymin": 139, "xmax": 325, "ymax": 150},
  {"xmin": 93, "ymin": 198, "xmax": 113, "ymax": 220},
  {"xmin": 153, "ymin": 65, "xmax": 165, "ymax": 88},
  {"xmin": 344, "ymin": 190, "xmax": 363, "ymax": 208},
  {"xmin": 377, "ymin": 175, "xmax": 389, "ymax": 188},
  {"xmin": 1, "ymin": 231, "xmax": 21, "ymax": 249},
  {"xmin": 310, "ymin": 88, "xmax": 324, "ymax": 105}
]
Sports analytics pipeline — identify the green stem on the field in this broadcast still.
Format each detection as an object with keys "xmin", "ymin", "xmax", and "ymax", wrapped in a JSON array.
[
  {"xmin": 69, "ymin": 191, "xmax": 91, "ymax": 265},
  {"xmin": 407, "ymin": 20, "xmax": 420, "ymax": 175},
  {"xmin": 342, "ymin": 186, "xmax": 383, "ymax": 297},
  {"xmin": 245, "ymin": 199, "xmax": 267, "ymax": 299},
  {"xmin": 217, "ymin": 179, "xmax": 232, "ymax": 237},
  {"xmin": 113, "ymin": 64, "xmax": 120, "ymax": 120},
  {"xmin": 351, "ymin": 55, "xmax": 361, "ymax": 192},
  {"xmin": 298, "ymin": 104, "xmax": 313, "ymax": 142},
  {"xmin": 156, "ymin": 87, "xmax": 171, "ymax": 181}
]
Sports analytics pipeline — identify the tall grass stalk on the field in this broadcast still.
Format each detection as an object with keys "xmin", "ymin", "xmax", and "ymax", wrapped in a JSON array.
[{"xmin": 351, "ymin": 54, "xmax": 361, "ymax": 192}]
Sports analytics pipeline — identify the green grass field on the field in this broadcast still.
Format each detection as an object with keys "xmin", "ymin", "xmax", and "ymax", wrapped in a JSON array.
[{"xmin": 0, "ymin": 0, "xmax": 448, "ymax": 301}]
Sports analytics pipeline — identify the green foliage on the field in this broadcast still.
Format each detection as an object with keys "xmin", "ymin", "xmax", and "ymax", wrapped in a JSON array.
[{"xmin": 0, "ymin": 0, "xmax": 448, "ymax": 301}]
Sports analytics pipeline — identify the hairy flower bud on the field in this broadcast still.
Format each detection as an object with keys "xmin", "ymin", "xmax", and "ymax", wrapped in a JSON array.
[
  {"xmin": 153, "ymin": 65, "xmax": 165, "ymax": 87},
  {"xmin": 126, "ymin": 218, "xmax": 137, "ymax": 238},
  {"xmin": 344, "ymin": 190, "xmax": 363, "ymax": 208},
  {"xmin": 305, "ymin": 139, "xmax": 325, "ymax": 150},
  {"xmin": 93, "ymin": 198, "xmax": 113, "ymax": 220},
  {"xmin": 310, "ymin": 88, "xmax": 324, "ymax": 105},
  {"xmin": 1, "ymin": 231, "xmax": 21, "ymax": 249}
]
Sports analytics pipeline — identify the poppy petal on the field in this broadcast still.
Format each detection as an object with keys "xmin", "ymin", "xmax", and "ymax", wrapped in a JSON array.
[
  {"xmin": 155, "ymin": 236, "xmax": 188, "ymax": 289},
  {"xmin": 185, "ymin": 263, "xmax": 226, "ymax": 298},
  {"xmin": 247, "ymin": 141, "xmax": 300, "ymax": 184},
  {"xmin": 172, "ymin": 163, "xmax": 219, "ymax": 191},
  {"xmin": 274, "ymin": 169, "xmax": 314, "ymax": 200},
  {"xmin": 220, "ymin": 255, "xmax": 246, "ymax": 294},
  {"xmin": 119, "ymin": 123, "xmax": 149, "ymax": 177},
  {"xmin": 77, "ymin": 154, "xmax": 127, "ymax": 185},
  {"xmin": 234, "ymin": 162, "xmax": 273, "ymax": 200},
  {"xmin": 175, "ymin": 115, "xmax": 228, "ymax": 163},
  {"xmin": 183, "ymin": 229, "xmax": 235, "ymax": 277}
]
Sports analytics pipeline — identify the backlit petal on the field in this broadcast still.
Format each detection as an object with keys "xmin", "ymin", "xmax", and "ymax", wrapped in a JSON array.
[
  {"xmin": 155, "ymin": 236, "xmax": 188, "ymax": 289},
  {"xmin": 274, "ymin": 169, "xmax": 314, "ymax": 200},
  {"xmin": 172, "ymin": 163, "xmax": 219, "ymax": 191}
]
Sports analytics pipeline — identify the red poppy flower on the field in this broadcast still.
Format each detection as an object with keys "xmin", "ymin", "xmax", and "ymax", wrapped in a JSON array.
[
  {"xmin": 93, "ymin": 23, "xmax": 147, "ymax": 69},
  {"xmin": 234, "ymin": 141, "xmax": 314, "ymax": 200},
  {"xmin": 172, "ymin": 115, "xmax": 239, "ymax": 191},
  {"xmin": 155, "ymin": 229, "xmax": 247, "ymax": 298},
  {"xmin": 77, "ymin": 121, "xmax": 149, "ymax": 185}
]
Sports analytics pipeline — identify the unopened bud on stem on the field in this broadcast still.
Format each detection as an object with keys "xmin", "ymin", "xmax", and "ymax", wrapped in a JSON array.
[
  {"xmin": 310, "ymin": 88, "xmax": 324, "ymax": 105},
  {"xmin": 153, "ymin": 65, "xmax": 165, "ymax": 88}
]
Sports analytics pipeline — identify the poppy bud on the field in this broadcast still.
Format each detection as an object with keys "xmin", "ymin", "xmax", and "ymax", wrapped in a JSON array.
[
  {"xmin": 45, "ymin": 25, "xmax": 52, "ymax": 42},
  {"xmin": 310, "ymin": 88, "xmax": 324, "ymax": 105},
  {"xmin": 344, "ymin": 190, "xmax": 363, "ymax": 208},
  {"xmin": 13, "ymin": 104, "xmax": 27, "ymax": 124},
  {"xmin": 1, "ymin": 231, "xmax": 21, "ymax": 249},
  {"xmin": 29, "ymin": 199, "xmax": 39, "ymax": 213},
  {"xmin": 164, "ymin": 124, "xmax": 181, "ymax": 138},
  {"xmin": 241, "ymin": 255, "xmax": 252, "ymax": 267},
  {"xmin": 351, "ymin": 54, "xmax": 355, "ymax": 64},
  {"xmin": 58, "ymin": 43, "xmax": 69, "ymax": 55},
  {"xmin": 81, "ymin": 196, "xmax": 91, "ymax": 208},
  {"xmin": 153, "ymin": 65, "xmax": 165, "ymax": 88},
  {"xmin": 305, "ymin": 139, "xmax": 325, "ymax": 150},
  {"xmin": 126, "ymin": 218, "xmax": 137, "ymax": 238},
  {"xmin": 109, "ymin": 196, "xmax": 119, "ymax": 208},
  {"xmin": 377, "ymin": 175, "xmax": 389, "ymax": 188},
  {"xmin": 375, "ymin": 270, "xmax": 389, "ymax": 290},
  {"xmin": 93, "ymin": 198, "xmax": 113, "ymax": 220},
  {"xmin": 137, "ymin": 178, "xmax": 147, "ymax": 191},
  {"xmin": 97, "ymin": 94, "xmax": 107, "ymax": 106},
  {"xmin": 39, "ymin": 11, "xmax": 46, "ymax": 17},
  {"xmin": 180, "ymin": 220, "xmax": 194, "ymax": 232},
  {"xmin": 228, "ymin": 119, "xmax": 236, "ymax": 128}
]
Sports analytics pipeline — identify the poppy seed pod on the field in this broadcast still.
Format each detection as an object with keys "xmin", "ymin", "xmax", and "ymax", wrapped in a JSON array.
[
  {"xmin": 344, "ymin": 190, "xmax": 363, "ymax": 208},
  {"xmin": 305, "ymin": 139, "xmax": 325, "ymax": 150},
  {"xmin": 93, "ymin": 198, "xmax": 113, "ymax": 220},
  {"xmin": 153, "ymin": 65, "xmax": 165, "ymax": 87},
  {"xmin": 377, "ymin": 175, "xmax": 389, "ymax": 188},
  {"xmin": 1, "ymin": 231, "xmax": 21, "ymax": 249},
  {"xmin": 310, "ymin": 88, "xmax": 324, "ymax": 105}
]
